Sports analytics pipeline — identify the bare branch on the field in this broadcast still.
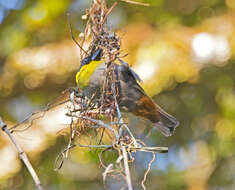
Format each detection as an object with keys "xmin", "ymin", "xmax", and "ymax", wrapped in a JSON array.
[{"xmin": 0, "ymin": 117, "xmax": 43, "ymax": 190}]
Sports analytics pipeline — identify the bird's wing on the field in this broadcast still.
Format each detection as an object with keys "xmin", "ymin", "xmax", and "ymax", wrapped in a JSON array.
[
  {"xmin": 128, "ymin": 67, "xmax": 142, "ymax": 82},
  {"xmin": 118, "ymin": 63, "xmax": 146, "ymax": 97},
  {"xmin": 119, "ymin": 60, "xmax": 142, "ymax": 82}
]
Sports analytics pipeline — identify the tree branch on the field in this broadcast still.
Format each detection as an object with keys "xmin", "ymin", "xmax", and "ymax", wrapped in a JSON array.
[{"xmin": 0, "ymin": 117, "xmax": 43, "ymax": 190}]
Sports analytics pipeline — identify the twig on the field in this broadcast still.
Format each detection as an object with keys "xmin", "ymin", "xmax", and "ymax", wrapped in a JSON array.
[
  {"xmin": 141, "ymin": 152, "xmax": 155, "ymax": 190},
  {"xmin": 9, "ymin": 88, "xmax": 72, "ymax": 132},
  {"xmin": 121, "ymin": 145, "xmax": 133, "ymax": 190},
  {"xmin": 130, "ymin": 146, "xmax": 168, "ymax": 153},
  {"xmin": 111, "ymin": 75, "xmax": 138, "ymax": 147},
  {"xmin": 120, "ymin": 0, "xmax": 150, "ymax": 6},
  {"xmin": 101, "ymin": 2, "xmax": 118, "ymax": 26},
  {"xmin": 0, "ymin": 117, "xmax": 43, "ymax": 190},
  {"xmin": 112, "ymin": 86, "xmax": 133, "ymax": 190},
  {"xmin": 103, "ymin": 163, "xmax": 114, "ymax": 190},
  {"xmin": 76, "ymin": 143, "xmax": 167, "ymax": 153},
  {"xmin": 77, "ymin": 144, "xmax": 113, "ymax": 149},
  {"xmin": 54, "ymin": 144, "xmax": 76, "ymax": 171},
  {"xmin": 67, "ymin": 114, "xmax": 120, "ymax": 141},
  {"xmin": 108, "ymin": 52, "xmax": 135, "ymax": 190},
  {"xmin": 67, "ymin": 13, "xmax": 88, "ymax": 56}
]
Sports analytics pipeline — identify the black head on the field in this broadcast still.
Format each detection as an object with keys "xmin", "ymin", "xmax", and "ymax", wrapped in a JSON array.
[
  {"xmin": 90, "ymin": 48, "xmax": 102, "ymax": 61},
  {"xmin": 78, "ymin": 48, "xmax": 103, "ymax": 71}
]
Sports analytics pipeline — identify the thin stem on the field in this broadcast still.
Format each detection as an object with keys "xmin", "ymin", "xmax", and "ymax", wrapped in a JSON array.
[
  {"xmin": 120, "ymin": 0, "xmax": 150, "ymax": 6},
  {"xmin": 77, "ymin": 144, "xmax": 113, "ymax": 148},
  {"xmin": 68, "ymin": 114, "xmax": 120, "ymax": 141},
  {"xmin": 67, "ymin": 13, "xmax": 88, "ymax": 56},
  {"xmin": 121, "ymin": 145, "xmax": 133, "ymax": 190}
]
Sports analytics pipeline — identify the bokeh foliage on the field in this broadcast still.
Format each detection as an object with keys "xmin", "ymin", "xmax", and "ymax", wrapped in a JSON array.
[{"xmin": 0, "ymin": 0, "xmax": 235, "ymax": 189}]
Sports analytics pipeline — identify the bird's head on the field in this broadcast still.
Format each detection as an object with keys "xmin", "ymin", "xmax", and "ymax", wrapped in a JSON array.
[{"xmin": 79, "ymin": 48, "xmax": 103, "ymax": 71}]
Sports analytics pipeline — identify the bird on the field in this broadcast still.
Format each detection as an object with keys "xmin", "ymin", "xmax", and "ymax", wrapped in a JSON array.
[{"xmin": 75, "ymin": 48, "xmax": 179, "ymax": 136}]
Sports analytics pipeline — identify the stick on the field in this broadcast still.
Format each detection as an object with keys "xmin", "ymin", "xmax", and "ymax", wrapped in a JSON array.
[
  {"xmin": 0, "ymin": 117, "xmax": 43, "ymax": 190},
  {"xmin": 121, "ymin": 145, "xmax": 133, "ymax": 190},
  {"xmin": 120, "ymin": 0, "xmax": 150, "ymax": 6}
]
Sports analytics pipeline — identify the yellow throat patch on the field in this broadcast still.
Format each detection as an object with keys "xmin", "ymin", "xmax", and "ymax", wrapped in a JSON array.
[{"xmin": 76, "ymin": 60, "xmax": 103, "ymax": 89}]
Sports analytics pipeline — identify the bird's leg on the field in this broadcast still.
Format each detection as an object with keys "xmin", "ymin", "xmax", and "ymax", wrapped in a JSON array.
[{"xmin": 69, "ymin": 87, "xmax": 85, "ymax": 98}]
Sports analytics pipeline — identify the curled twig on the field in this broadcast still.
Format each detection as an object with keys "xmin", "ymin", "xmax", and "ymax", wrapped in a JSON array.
[
  {"xmin": 67, "ymin": 114, "xmax": 120, "ymax": 141},
  {"xmin": 103, "ymin": 163, "xmax": 114, "ymax": 189},
  {"xmin": 141, "ymin": 152, "xmax": 156, "ymax": 190}
]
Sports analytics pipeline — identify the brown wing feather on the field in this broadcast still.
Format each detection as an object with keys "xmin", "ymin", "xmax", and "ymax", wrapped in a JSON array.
[
  {"xmin": 133, "ymin": 95, "xmax": 161, "ymax": 123},
  {"xmin": 133, "ymin": 95, "xmax": 179, "ymax": 136}
]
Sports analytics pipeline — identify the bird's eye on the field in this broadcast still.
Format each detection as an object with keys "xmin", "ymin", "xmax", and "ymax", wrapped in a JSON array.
[
  {"xmin": 78, "ymin": 57, "xmax": 90, "ymax": 71},
  {"xmin": 91, "ymin": 48, "xmax": 102, "ymax": 61},
  {"xmin": 81, "ymin": 57, "xmax": 90, "ymax": 66}
]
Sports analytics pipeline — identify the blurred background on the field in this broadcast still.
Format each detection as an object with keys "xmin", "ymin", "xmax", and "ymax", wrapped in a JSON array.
[{"xmin": 1, "ymin": 0, "xmax": 235, "ymax": 189}]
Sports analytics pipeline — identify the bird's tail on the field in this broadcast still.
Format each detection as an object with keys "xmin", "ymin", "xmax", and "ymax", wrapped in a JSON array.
[
  {"xmin": 131, "ymin": 94, "xmax": 179, "ymax": 136},
  {"xmin": 154, "ymin": 105, "xmax": 179, "ymax": 137}
]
